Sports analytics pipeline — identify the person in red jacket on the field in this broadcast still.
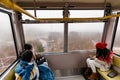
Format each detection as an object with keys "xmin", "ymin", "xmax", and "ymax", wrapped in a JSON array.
[{"xmin": 85, "ymin": 42, "xmax": 113, "ymax": 79}]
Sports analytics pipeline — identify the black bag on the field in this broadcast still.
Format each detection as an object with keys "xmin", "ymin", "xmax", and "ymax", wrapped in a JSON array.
[{"xmin": 36, "ymin": 56, "xmax": 46, "ymax": 65}]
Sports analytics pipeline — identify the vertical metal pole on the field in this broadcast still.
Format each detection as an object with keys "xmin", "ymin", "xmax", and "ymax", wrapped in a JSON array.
[
  {"xmin": 33, "ymin": 0, "xmax": 37, "ymax": 17},
  {"xmin": 64, "ymin": 22, "xmax": 68, "ymax": 52},
  {"xmin": 15, "ymin": 12, "xmax": 25, "ymax": 50},
  {"xmin": 63, "ymin": 3, "xmax": 69, "ymax": 52},
  {"xmin": 102, "ymin": 3, "xmax": 111, "ymax": 42},
  {"xmin": 110, "ymin": 13, "xmax": 119, "ymax": 50}
]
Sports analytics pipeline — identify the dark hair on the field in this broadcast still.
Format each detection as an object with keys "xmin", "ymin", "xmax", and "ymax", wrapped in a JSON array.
[
  {"xmin": 24, "ymin": 43, "xmax": 32, "ymax": 50},
  {"xmin": 21, "ymin": 50, "xmax": 33, "ymax": 62},
  {"xmin": 96, "ymin": 48, "xmax": 110, "ymax": 58}
]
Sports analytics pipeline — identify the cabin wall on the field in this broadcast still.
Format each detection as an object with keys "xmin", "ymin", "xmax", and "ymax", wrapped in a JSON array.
[{"xmin": 41, "ymin": 50, "xmax": 96, "ymax": 76}]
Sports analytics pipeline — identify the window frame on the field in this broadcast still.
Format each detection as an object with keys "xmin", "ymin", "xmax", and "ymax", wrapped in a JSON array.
[{"xmin": 0, "ymin": 8, "xmax": 18, "ymax": 76}]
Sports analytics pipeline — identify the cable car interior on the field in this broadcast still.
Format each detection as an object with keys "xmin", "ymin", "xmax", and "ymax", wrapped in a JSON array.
[{"xmin": 1, "ymin": 0, "xmax": 120, "ymax": 80}]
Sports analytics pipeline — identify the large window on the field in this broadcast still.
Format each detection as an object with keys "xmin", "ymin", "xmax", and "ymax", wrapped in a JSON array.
[
  {"xmin": 0, "ymin": 12, "xmax": 16, "ymax": 75},
  {"xmin": 23, "ymin": 10, "xmax": 63, "ymax": 53},
  {"xmin": 113, "ymin": 18, "xmax": 120, "ymax": 54},
  {"xmin": 68, "ymin": 23, "xmax": 104, "ymax": 51},
  {"xmin": 68, "ymin": 10, "xmax": 104, "ymax": 51},
  {"xmin": 22, "ymin": 10, "xmax": 104, "ymax": 52},
  {"xmin": 23, "ymin": 24, "xmax": 64, "ymax": 53}
]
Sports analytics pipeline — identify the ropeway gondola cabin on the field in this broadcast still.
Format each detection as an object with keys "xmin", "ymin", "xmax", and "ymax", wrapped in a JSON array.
[{"xmin": 1, "ymin": 0, "xmax": 120, "ymax": 80}]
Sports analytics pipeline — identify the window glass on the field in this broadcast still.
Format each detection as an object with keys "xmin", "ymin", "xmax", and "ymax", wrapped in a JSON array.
[
  {"xmin": 22, "ymin": 10, "xmax": 63, "ymax": 20},
  {"xmin": 68, "ymin": 23, "xmax": 104, "ymax": 51},
  {"xmin": 0, "ymin": 12, "xmax": 16, "ymax": 75},
  {"xmin": 22, "ymin": 10, "xmax": 34, "ymax": 20},
  {"xmin": 113, "ymin": 19, "xmax": 120, "ymax": 54},
  {"xmin": 36, "ymin": 10, "xmax": 63, "ymax": 18},
  {"xmin": 70, "ymin": 10, "xmax": 104, "ymax": 18},
  {"xmin": 23, "ymin": 24, "xmax": 64, "ymax": 53}
]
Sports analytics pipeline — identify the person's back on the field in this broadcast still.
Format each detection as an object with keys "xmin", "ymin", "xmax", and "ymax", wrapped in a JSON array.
[
  {"xmin": 37, "ymin": 62, "xmax": 54, "ymax": 80},
  {"xmin": 35, "ymin": 54, "xmax": 54, "ymax": 80},
  {"xmin": 14, "ymin": 50, "xmax": 39, "ymax": 80}
]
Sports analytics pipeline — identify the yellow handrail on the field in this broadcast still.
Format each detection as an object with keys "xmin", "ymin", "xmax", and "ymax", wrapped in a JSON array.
[
  {"xmin": 0, "ymin": 0, "xmax": 37, "ymax": 20},
  {"xmin": 0, "ymin": 0, "xmax": 120, "ymax": 21}
]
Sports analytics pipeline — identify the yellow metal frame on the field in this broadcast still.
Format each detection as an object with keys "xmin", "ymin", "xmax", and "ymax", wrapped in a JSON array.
[
  {"xmin": 0, "ymin": 0, "xmax": 120, "ymax": 21},
  {"xmin": 0, "ymin": 0, "xmax": 37, "ymax": 20}
]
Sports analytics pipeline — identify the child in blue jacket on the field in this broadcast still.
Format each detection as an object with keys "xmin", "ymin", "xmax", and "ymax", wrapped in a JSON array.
[{"xmin": 15, "ymin": 50, "xmax": 39, "ymax": 80}]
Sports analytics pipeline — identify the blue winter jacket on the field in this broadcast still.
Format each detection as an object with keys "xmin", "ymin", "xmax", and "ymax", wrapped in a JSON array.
[
  {"xmin": 38, "ymin": 64, "xmax": 54, "ymax": 80},
  {"xmin": 14, "ymin": 60, "xmax": 37, "ymax": 80}
]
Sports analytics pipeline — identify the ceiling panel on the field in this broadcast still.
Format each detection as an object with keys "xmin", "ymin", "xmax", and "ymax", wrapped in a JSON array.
[{"xmin": 11, "ymin": 0, "xmax": 120, "ymax": 10}]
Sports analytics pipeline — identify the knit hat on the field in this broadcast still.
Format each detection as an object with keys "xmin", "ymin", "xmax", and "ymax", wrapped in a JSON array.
[
  {"xmin": 24, "ymin": 43, "xmax": 32, "ymax": 50},
  {"xmin": 96, "ymin": 42, "xmax": 107, "ymax": 49},
  {"xmin": 21, "ymin": 50, "xmax": 33, "ymax": 62}
]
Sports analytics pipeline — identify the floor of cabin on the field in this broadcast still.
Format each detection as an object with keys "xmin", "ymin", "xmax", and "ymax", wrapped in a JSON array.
[{"xmin": 55, "ymin": 75, "xmax": 85, "ymax": 80}]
